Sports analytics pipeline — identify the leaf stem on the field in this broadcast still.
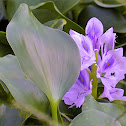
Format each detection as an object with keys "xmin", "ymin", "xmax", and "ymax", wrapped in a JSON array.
[
  {"xmin": 50, "ymin": 100, "xmax": 59, "ymax": 125},
  {"xmin": 91, "ymin": 51, "xmax": 98, "ymax": 99}
]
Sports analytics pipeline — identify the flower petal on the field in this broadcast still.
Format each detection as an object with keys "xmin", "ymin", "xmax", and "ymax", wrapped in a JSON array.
[
  {"xmin": 62, "ymin": 69, "xmax": 92, "ymax": 108},
  {"xmin": 99, "ymin": 27, "xmax": 116, "ymax": 55},
  {"xmin": 85, "ymin": 17, "xmax": 103, "ymax": 48},
  {"xmin": 98, "ymin": 48, "xmax": 123, "ymax": 73},
  {"xmin": 69, "ymin": 30, "xmax": 96, "ymax": 70},
  {"xmin": 100, "ymin": 87, "xmax": 126, "ymax": 101}
]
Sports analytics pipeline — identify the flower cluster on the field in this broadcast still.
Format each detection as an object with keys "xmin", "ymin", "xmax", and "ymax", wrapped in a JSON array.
[{"xmin": 62, "ymin": 17, "xmax": 126, "ymax": 108}]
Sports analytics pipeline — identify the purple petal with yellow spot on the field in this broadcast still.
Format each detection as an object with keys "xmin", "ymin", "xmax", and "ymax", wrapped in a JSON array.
[
  {"xmin": 62, "ymin": 69, "xmax": 92, "ymax": 108},
  {"xmin": 97, "ymin": 48, "xmax": 126, "ymax": 89},
  {"xmin": 69, "ymin": 30, "xmax": 96, "ymax": 70},
  {"xmin": 98, "ymin": 48, "xmax": 123, "ymax": 73},
  {"xmin": 81, "ymin": 36, "xmax": 96, "ymax": 69}
]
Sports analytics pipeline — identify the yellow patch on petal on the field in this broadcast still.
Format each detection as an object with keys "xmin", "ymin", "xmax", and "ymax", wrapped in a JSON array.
[
  {"xmin": 107, "ymin": 61, "xmax": 110, "ymax": 66},
  {"xmin": 80, "ymin": 76, "xmax": 83, "ymax": 82},
  {"xmin": 84, "ymin": 45, "xmax": 87, "ymax": 50}
]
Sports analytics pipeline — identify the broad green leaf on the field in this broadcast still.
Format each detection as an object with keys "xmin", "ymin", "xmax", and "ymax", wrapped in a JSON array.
[
  {"xmin": 78, "ymin": 5, "xmax": 126, "ymax": 33},
  {"xmin": 6, "ymin": 3, "xmax": 81, "ymax": 104},
  {"xmin": 81, "ymin": 0, "xmax": 94, "ymax": 4},
  {"xmin": 82, "ymin": 95, "xmax": 126, "ymax": 126},
  {"xmin": 0, "ymin": 31, "xmax": 13, "ymax": 57},
  {"xmin": 30, "ymin": 1, "xmax": 84, "ymax": 33},
  {"xmin": 44, "ymin": 19, "xmax": 66, "ymax": 30},
  {"xmin": 70, "ymin": 109, "xmax": 121, "ymax": 126},
  {"xmin": 0, "ymin": 55, "xmax": 53, "ymax": 124},
  {"xmin": 0, "ymin": 43, "xmax": 13, "ymax": 57},
  {"xmin": 7, "ymin": 0, "xmax": 79, "ymax": 20},
  {"xmin": 94, "ymin": 0, "xmax": 126, "ymax": 8},
  {"xmin": 7, "ymin": 1, "xmax": 84, "ymax": 33},
  {"xmin": 0, "ymin": 31, "xmax": 9, "ymax": 45},
  {"xmin": 0, "ymin": 104, "xmax": 28, "ymax": 126}
]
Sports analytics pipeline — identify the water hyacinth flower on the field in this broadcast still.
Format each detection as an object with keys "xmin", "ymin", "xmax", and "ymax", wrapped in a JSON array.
[
  {"xmin": 69, "ymin": 30, "xmax": 96, "ymax": 70},
  {"xmin": 63, "ymin": 17, "xmax": 126, "ymax": 108},
  {"xmin": 62, "ymin": 69, "xmax": 92, "ymax": 108}
]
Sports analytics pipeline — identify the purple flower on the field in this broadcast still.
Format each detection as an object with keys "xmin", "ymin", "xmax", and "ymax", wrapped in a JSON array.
[
  {"xmin": 62, "ymin": 69, "xmax": 92, "ymax": 108},
  {"xmin": 67, "ymin": 17, "xmax": 126, "ymax": 104},
  {"xmin": 99, "ymin": 27, "xmax": 116, "ymax": 56},
  {"xmin": 69, "ymin": 30, "xmax": 96, "ymax": 70},
  {"xmin": 97, "ymin": 48, "xmax": 126, "ymax": 89},
  {"xmin": 85, "ymin": 17, "xmax": 103, "ymax": 50},
  {"xmin": 99, "ymin": 87, "xmax": 126, "ymax": 101}
]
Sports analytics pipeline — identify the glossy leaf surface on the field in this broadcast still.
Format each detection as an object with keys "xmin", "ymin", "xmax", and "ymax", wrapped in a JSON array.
[
  {"xmin": 0, "ymin": 55, "xmax": 49, "ymax": 119},
  {"xmin": 6, "ymin": 3, "xmax": 81, "ymax": 103},
  {"xmin": 78, "ymin": 5, "xmax": 126, "ymax": 33},
  {"xmin": 0, "ymin": 104, "xmax": 28, "ymax": 126},
  {"xmin": 82, "ymin": 95, "xmax": 126, "ymax": 126},
  {"xmin": 70, "ymin": 109, "xmax": 121, "ymax": 126}
]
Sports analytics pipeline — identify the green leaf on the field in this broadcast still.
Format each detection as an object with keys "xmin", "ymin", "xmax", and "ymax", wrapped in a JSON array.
[
  {"xmin": 0, "ymin": 55, "xmax": 53, "ymax": 124},
  {"xmin": 7, "ymin": 0, "xmax": 79, "ymax": 20},
  {"xmin": 94, "ymin": 0, "xmax": 126, "ymax": 8},
  {"xmin": 59, "ymin": 100, "xmax": 82, "ymax": 119},
  {"xmin": 30, "ymin": 1, "xmax": 84, "ymax": 33},
  {"xmin": 70, "ymin": 109, "xmax": 121, "ymax": 126},
  {"xmin": 7, "ymin": 1, "xmax": 84, "ymax": 33},
  {"xmin": 81, "ymin": 0, "xmax": 94, "ymax": 4},
  {"xmin": 0, "ymin": 31, "xmax": 9, "ymax": 45},
  {"xmin": 0, "ymin": 104, "xmax": 28, "ymax": 126},
  {"xmin": 78, "ymin": 5, "xmax": 126, "ymax": 33},
  {"xmin": 115, "ymin": 33, "xmax": 126, "ymax": 48},
  {"xmin": 0, "ymin": 43, "xmax": 13, "ymax": 57},
  {"xmin": 0, "ymin": 80, "xmax": 13, "ymax": 104},
  {"xmin": 0, "ymin": 1, "xmax": 7, "ymax": 20},
  {"xmin": 0, "ymin": 31, "xmax": 13, "ymax": 57},
  {"xmin": 82, "ymin": 95, "xmax": 126, "ymax": 126},
  {"xmin": 44, "ymin": 19, "xmax": 66, "ymax": 30},
  {"xmin": 6, "ymin": 3, "xmax": 81, "ymax": 104}
]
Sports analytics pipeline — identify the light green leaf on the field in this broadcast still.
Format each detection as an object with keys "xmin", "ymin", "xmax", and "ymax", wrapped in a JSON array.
[
  {"xmin": 44, "ymin": 19, "xmax": 66, "ymax": 30},
  {"xmin": 78, "ymin": 5, "xmax": 126, "ymax": 33},
  {"xmin": 94, "ymin": 0, "xmax": 126, "ymax": 8},
  {"xmin": 81, "ymin": 0, "xmax": 94, "ymax": 4},
  {"xmin": 0, "ymin": 55, "xmax": 52, "ymax": 124},
  {"xmin": 70, "ymin": 109, "xmax": 121, "ymax": 126},
  {"xmin": 82, "ymin": 95, "xmax": 126, "ymax": 126},
  {"xmin": 6, "ymin": 3, "xmax": 81, "ymax": 104},
  {"xmin": 0, "ymin": 104, "xmax": 28, "ymax": 126}
]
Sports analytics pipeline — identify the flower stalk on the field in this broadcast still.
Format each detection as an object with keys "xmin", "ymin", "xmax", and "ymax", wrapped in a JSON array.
[{"xmin": 91, "ymin": 51, "xmax": 98, "ymax": 99}]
